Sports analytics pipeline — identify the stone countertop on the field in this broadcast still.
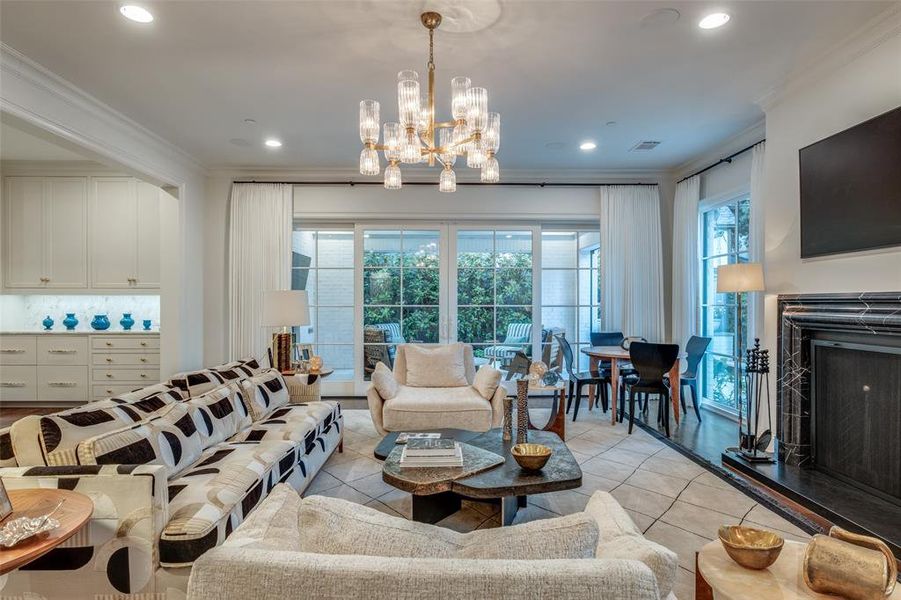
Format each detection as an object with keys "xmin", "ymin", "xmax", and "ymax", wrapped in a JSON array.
[{"xmin": 0, "ymin": 330, "xmax": 160, "ymax": 335}]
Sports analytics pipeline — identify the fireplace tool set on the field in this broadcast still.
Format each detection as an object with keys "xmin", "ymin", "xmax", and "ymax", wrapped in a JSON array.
[{"xmin": 736, "ymin": 339, "xmax": 775, "ymax": 463}]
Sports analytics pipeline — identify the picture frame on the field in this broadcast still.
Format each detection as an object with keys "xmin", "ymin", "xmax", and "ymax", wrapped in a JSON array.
[
  {"xmin": 0, "ymin": 478, "xmax": 12, "ymax": 522},
  {"xmin": 296, "ymin": 343, "xmax": 313, "ymax": 362}
]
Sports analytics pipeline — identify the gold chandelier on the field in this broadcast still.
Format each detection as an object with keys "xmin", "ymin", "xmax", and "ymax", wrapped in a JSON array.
[{"xmin": 358, "ymin": 11, "xmax": 500, "ymax": 192}]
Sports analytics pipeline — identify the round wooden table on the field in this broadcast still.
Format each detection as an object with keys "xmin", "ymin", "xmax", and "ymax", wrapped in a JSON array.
[
  {"xmin": 293, "ymin": 367, "xmax": 334, "ymax": 385},
  {"xmin": 581, "ymin": 346, "xmax": 683, "ymax": 426},
  {"xmin": 0, "ymin": 488, "xmax": 93, "ymax": 575}
]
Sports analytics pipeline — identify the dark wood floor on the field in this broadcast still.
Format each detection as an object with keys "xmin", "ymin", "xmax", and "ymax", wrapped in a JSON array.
[{"xmin": 1, "ymin": 406, "xmax": 58, "ymax": 428}]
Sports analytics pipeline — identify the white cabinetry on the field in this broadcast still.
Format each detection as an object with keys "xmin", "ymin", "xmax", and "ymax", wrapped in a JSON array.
[{"xmin": 3, "ymin": 177, "xmax": 88, "ymax": 288}]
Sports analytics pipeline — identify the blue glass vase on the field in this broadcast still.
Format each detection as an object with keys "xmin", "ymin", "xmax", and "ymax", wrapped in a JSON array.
[
  {"xmin": 142, "ymin": 319, "xmax": 152, "ymax": 331},
  {"xmin": 120, "ymin": 313, "xmax": 135, "ymax": 331},
  {"xmin": 42, "ymin": 315, "xmax": 54, "ymax": 331},
  {"xmin": 91, "ymin": 314, "xmax": 111, "ymax": 331},
  {"xmin": 63, "ymin": 313, "xmax": 78, "ymax": 330}
]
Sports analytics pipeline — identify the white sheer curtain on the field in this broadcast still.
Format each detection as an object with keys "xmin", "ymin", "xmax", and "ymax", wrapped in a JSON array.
[
  {"xmin": 599, "ymin": 185, "xmax": 665, "ymax": 342},
  {"xmin": 228, "ymin": 183, "xmax": 293, "ymax": 360},
  {"xmin": 749, "ymin": 141, "xmax": 766, "ymax": 341},
  {"xmin": 671, "ymin": 175, "xmax": 700, "ymax": 348}
]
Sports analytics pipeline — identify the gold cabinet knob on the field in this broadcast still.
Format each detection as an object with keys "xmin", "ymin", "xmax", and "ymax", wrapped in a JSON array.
[
  {"xmin": 140, "ymin": 342, "xmax": 147, "ymax": 347},
  {"xmin": 106, "ymin": 357, "xmax": 113, "ymax": 362},
  {"xmin": 106, "ymin": 373, "xmax": 113, "ymax": 378},
  {"xmin": 106, "ymin": 389, "xmax": 113, "ymax": 394},
  {"xmin": 140, "ymin": 357, "xmax": 147, "ymax": 362},
  {"xmin": 140, "ymin": 373, "xmax": 147, "ymax": 378},
  {"xmin": 106, "ymin": 341, "xmax": 112, "ymax": 346}
]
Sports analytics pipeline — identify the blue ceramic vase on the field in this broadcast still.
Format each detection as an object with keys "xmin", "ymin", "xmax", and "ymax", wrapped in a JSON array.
[
  {"xmin": 142, "ymin": 319, "xmax": 152, "ymax": 331},
  {"xmin": 120, "ymin": 313, "xmax": 135, "ymax": 331},
  {"xmin": 42, "ymin": 315, "xmax": 54, "ymax": 331},
  {"xmin": 63, "ymin": 313, "xmax": 78, "ymax": 330},
  {"xmin": 91, "ymin": 314, "xmax": 111, "ymax": 331}
]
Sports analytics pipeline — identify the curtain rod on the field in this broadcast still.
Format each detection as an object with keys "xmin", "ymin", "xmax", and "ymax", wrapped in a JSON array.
[
  {"xmin": 677, "ymin": 139, "xmax": 765, "ymax": 184},
  {"xmin": 233, "ymin": 180, "xmax": 659, "ymax": 187}
]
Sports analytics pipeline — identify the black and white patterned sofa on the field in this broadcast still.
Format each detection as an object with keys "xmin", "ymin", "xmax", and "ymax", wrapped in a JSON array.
[{"xmin": 0, "ymin": 359, "xmax": 343, "ymax": 600}]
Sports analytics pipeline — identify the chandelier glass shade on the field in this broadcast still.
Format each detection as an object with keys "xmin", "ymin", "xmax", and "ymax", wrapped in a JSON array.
[{"xmin": 358, "ymin": 12, "xmax": 500, "ymax": 191}]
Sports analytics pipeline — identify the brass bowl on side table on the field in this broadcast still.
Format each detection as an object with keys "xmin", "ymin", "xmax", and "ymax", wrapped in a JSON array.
[
  {"xmin": 511, "ymin": 443, "xmax": 552, "ymax": 471},
  {"xmin": 718, "ymin": 525, "xmax": 784, "ymax": 570}
]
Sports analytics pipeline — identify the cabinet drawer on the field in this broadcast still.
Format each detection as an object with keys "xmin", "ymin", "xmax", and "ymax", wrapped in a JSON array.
[
  {"xmin": 92, "ymin": 384, "xmax": 144, "ymax": 401},
  {"xmin": 92, "ymin": 353, "xmax": 160, "ymax": 366},
  {"xmin": 0, "ymin": 335, "xmax": 37, "ymax": 365},
  {"xmin": 0, "ymin": 365, "xmax": 37, "ymax": 401},
  {"xmin": 37, "ymin": 366, "xmax": 88, "ymax": 402},
  {"xmin": 37, "ymin": 336, "xmax": 89, "ymax": 366},
  {"xmin": 92, "ymin": 368, "xmax": 160, "ymax": 383},
  {"xmin": 92, "ymin": 336, "xmax": 160, "ymax": 351}
]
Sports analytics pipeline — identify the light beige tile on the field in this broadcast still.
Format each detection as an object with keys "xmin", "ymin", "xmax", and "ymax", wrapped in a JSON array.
[
  {"xmin": 348, "ymin": 472, "xmax": 395, "ymax": 499},
  {"xmin": 609, "ymin": 484, "xmax": 674, "ymax": 519},
  {"xmin": 624, "ymin": 509, "xmax": 656, "ymax": 533},
  {"xmin": 624, "ymin": 469, "xmax": 690, "ymax": 498},
  {"xmin": 639, "ymin": 455, "xmax": 707, "ymax": 480},
  {"xmin": 692, "ymin": 471, "xmax": 739, "ymax": 491},
  {"xmin": 378, "ymin": 488, "xmax": 412, "ymax": 519},
  {"xmin": 598, "ymin": 447, "xmax": 650, "ymax": 468},
  {"xmin": 743, "ymin": 504, "xmax": 810, "ymax": 537},
  {"xmin": 566, "ymin": 436, "xmax": 614, "ymax": 457},
  {"xmin": 577, "ymin": 427, "xmax": 628, "ymax": 446},
  {"xmin": 323, "ymin": 454, "xmax": 384, "ymax": 482},
  {"xmin": 654, "ymin": 446, "xmax": 689, "ymax": 462},
  {"xmin": 580, "ymin": 456, "xmax": 637, "ymax": 482},
  {"xmin": 569, "ymin": 449, "xmax": 594, "ymax": 465},
  {"xmin": 436, "ymin": 505, "xmax": 493, "ymax": 533},
  {"xmin": 514, "ymin": 503, "xmax": 559, "ymax": 524},
  {"xmin": 574, "ymin": 472, "xmax": 621, "ymax": 495},
  {"xmin": 672, "ymin": 566, "xmax": 696, "ymax": 600},
  {"xmin": 659, "ymin": 500, "xmax": 741, "ymax": 539},
  {"xmin": 645, "ymin": 520, "xmax": 711, "ymax": 572},
  {"xmin": 476, "ymin": 515, "xmax": 502, "ymax": 529},
  {"xmin": 529, "ymin": 489, "xmax": 590, "ymax": 515},
  {"xmin": 363, "ymin": 498, "xmax": 404, "ymax": 518},
  {"xmin": 677, "ymin": 481, "xmax": 757, "ymax": 518},
  {"xmin": 614, "ymin": 437, "xmax": 664, "ymax": 456},
  {"xmin": 463, "ymin": 499, "xmax": 500, "ymax": 517},
  {"xmin": 314, "ymin": 484, "xmax": 371, "ymax": 505},
  {"xmin": 344, "ymin": 434, "xmax": 379, "ymax": 457},
  {"xmin": 303, "ymin": 470, "xmax": 342, "ymax": 495}
]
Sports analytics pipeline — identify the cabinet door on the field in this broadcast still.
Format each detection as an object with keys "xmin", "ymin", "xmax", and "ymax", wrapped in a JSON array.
[
  {"xmin": 134, "ymin": 181, "xmax": 161, "ymax": 288},
  {"xmin": 91, "ymin": 177, "xmax": 137, "ymax": 288},
  {"xmin": 4, "ymin": 177, "xmax": 45, "ymax": 288},
  {"xmin": 45, "ymin": 177, "xmax": 88, "ymax": 287}
]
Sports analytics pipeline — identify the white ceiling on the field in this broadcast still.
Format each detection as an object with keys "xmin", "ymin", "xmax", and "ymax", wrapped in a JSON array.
[
  {"xmin": 0, "ymin": 1, "xmax": 891, "ymax": 173},
  {"xmin": 0, "ymin": 120, "xmax": 92, "ymax": 161}
]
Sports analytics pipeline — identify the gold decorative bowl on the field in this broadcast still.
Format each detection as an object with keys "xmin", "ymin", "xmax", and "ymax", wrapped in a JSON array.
[
  {"xmin": 718, "ymin": 525, "xmax": 784, "ymax": 570},
  {"xmin": 511, "ymin": 443, "xmax": 552, "ymax": 471}
]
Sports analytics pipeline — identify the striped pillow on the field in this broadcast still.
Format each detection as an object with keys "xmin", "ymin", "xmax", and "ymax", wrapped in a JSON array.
[
  {"xmin": 111, "ymin": 382, "xmax": 185, "ymax": 403},
  {"xmin": 39, "ymin": 401, "xmax": 141, "ymax": 466},
  {"xmin": 240, "ymin": 369, "xmax": 291, "ymax": 421},
  {"xmin": 187, "ymin": 383, "xmax": 252, "ymax": 449},
  {"xmin": 167, "ymin": 370, "xmax": 226, "ymax": 398}
]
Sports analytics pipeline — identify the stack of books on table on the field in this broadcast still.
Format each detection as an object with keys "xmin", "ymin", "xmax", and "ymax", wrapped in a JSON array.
[{"xmin": 399, "ymin": 438, "xmax": 463, "ymax": 468}]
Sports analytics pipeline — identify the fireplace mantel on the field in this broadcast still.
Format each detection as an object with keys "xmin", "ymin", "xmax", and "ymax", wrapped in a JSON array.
[{"xmin": 777, "ymin": 292, "xmax": 901, "ymax": 466}]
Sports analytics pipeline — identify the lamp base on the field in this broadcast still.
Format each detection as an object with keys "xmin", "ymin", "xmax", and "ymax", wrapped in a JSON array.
[{"xmin": 271, "ymin": 332, "xmax": 293, "ymax": 373}]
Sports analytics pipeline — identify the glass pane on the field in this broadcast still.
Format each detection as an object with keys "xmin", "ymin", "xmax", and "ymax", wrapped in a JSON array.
[
  {"xmin": 292, "ymin": 268, "xmax": 314, "ymax": 296},
  {"xmin": 317, "ymin": 231, "xmax": 354, "ymax": 268},
  {"xmin": 703, "ymin": 354, "xmax": 737, "ymax": 409},
  {"xmin": 294, "ymin": 315, "xmax": 315, "ymax": 344},
  {"xmin": 403, "ymin": 307, "xmax": 439, "ymax": 342},
  {"xmin": 577, "ymin": 344, "xmax": 592, "ymax": 371},
  {"xmin": 579, "ymin": 306, "xmax": 601, "ymax": 346},
  {"xmin": 578, "ymin": 231, "xmax": 600, "ymax": 255},
  {"xmin": 317, "ymin": 269, "xmax": 353, "ymax": 305},
  {"xmin": 364, "ymin": 306, "xmax": 400, "ymax": 328},
  {"xmin": 317, "ymin": 308, "xmax": 353, "ymax": 344},
  {"xmin": 702, "ymin": 255, "xmax": 736, "ymax": 305},
  {"xmin": 496, "ymin": 269, "xmax": 531, "ymax": 305},
  {"xmin": 496, "ymin": 307, "xmax": 532, "ymax": 345},
  {"xmin": 737, "ymin": 197, "xmax": 750, "ymax": 253},
  {"xmin": 578, "ymin": 268, "xmax": 601, "ymax": 306},
  {"xmin": 363, "ymin": 231, "xmax": 401, "ymax": 267},
  {"xmin": 703, "ymin": 204, "xmax": 736, "ymax": 257},
  {"xmin": 542, "ymin": 306, "xmax": 576, "ymax": 343},
  {"xmin": 541, "ymin": 270, "xmax": 577, "ymax": 305},
  {"xmin": 403, "ymin": 231, "xmax": 440, "ymax": 267},
  {"xmin": 402, "ymin": 268, "xmax": 439, "ymax": 305},
  {"xmin": 702, "ymin": 305, "xmax": 736, "ymax": 356},
  {"xmin": 316, "ymin": 344, "xmax": 353, "ymax": 379},
  {"xmin": 457, "ymin": 231, "xmax": 494, "ymax": 268},
  {"xmin": 458, "ymin": 307, "xmax": 494, "ymax": 344},
  {"xmin": 495, "ymin": 231, "xmax": 532, "ymax": 268},
  {"xmin": 292, "ymin": 230, "xmax": 316, "ymax": 267},
  {"xmin": 541, "ymin": 231, "xmax": 577, "ymax": 268},
  {"xmin": 364, "ymin": 268, "xmax": 399, "ymax": 304},
  {"xmin": 457, "ymin": 268, "xmax": 493, "ymax": 305}
]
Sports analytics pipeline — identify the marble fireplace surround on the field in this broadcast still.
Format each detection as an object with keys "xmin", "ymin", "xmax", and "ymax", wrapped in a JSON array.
[{"xmin": 777, "ymin": 292, "xmax": 901, "ymax": 467}]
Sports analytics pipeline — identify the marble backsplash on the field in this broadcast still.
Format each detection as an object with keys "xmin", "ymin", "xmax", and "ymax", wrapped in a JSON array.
[{"xmin": 0, "ymin": 295, "xmax": 160, "ymax": 332}]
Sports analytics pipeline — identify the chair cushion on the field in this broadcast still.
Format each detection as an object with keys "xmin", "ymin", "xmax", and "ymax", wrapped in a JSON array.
[
  {"xmin": 77, "ymin": 403, "xmax": 203, "ymax": 478},
  {"xmin": 187, "ymin": 384, "xmax": 253, "ymax": 450},
  {"xmin": 37, "ymin": 400, "xmax": 148, "ymax": 466},
  {"xmin": 403, "ymin": 343, "xmax": 468, "ymax": 388},
  {"xmin": 229, "ymin": 403, "xmax": 339, "ymax": 454},
  {"xmin": 110, "ymin": 382, "xmax": 186, "ymax": 403},
  {"xmin": 240, "ymin": 369, "xmax": 291, "ymax": 420},
  {"xmin": 371, "ymin": 361, "xmax": 398, "ymax": 399},
  {"xmin": 298, "ymin": 495, "xmax": 598, "ymax": 560},
  {"xmin": 159, "ymin": 439, "xmax": 300, "ymax": 567},
  {"xmin": 472, "ymin": 365, "xmax": 502, "ymax": 400},
  {"xmin": 168, "ymin": 369, "xmax": 227, "ymax": 398},
  {"xmin": 382, "ymin": 386, "xmax": 492, "ymax": 431}
]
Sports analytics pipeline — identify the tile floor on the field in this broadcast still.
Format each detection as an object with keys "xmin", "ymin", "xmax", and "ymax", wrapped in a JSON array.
[{"xmin": 314, "ymin": 408, "xmax": 812, "ymax": 600}]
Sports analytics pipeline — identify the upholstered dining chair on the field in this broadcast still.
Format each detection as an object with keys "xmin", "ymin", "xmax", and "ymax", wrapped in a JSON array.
[
  {"xmin": 557, "ymin": 335, "xmax": 612, "ymax": 421},
  {"xmin": 621, "ymin": 342, "xmax": 680, "ymax": 436}
]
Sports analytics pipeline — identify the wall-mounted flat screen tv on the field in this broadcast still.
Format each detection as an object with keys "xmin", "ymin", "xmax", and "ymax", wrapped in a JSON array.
[{"xmin": 799, "ymin": 106, "xmax": 901, "ymax": 258}]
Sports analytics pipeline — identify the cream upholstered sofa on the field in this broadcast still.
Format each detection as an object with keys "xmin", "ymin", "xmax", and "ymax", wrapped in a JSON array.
[
  {"xmin": 0, "ymin": 358, "xmax": 342, "ymax": 600},
  {"xmin": 366, "ymin": 343, "xmax": 505, "ymax": 435},
  {"xmin": 187, "ymin": 485, "xmax": 679, "ymax": 600}
]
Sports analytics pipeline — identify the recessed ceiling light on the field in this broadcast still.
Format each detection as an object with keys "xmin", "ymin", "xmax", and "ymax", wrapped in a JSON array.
[
  {"xmin": 264, "ymin": 139, "xmax": 283, "ymax": 148},
  {"xmin": 579, "ymin": 141, "xmax": 597, "ymax": 151},
  {"xmin": 119, "ymin": 5, "xmax": 153, "ymax": 23},
  {"xmin": 698, "ymin": 12, "xmax": 730, "ymax": 29}
]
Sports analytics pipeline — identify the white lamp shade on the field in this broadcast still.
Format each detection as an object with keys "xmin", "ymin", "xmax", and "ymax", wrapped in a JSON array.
[
  {"xmin": 261, "ymin": 290, "xmax": 310, "ymax": 327},
  {"xmin": 716, "ymin": 263, "xmax": 765, "ymax": 293}
]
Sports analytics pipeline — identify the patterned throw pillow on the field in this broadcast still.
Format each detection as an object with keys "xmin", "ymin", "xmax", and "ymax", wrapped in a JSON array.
[
  {"xmin": 77, "ymin": 403, "xmax": 203, "ymax": 478},
  {"xmin": 39, "ymin": 401, "xmax": 142, "ymax": 466},
  {"xmin": 167, "ymin": 370, "xmax": 226, "ymax": 398},
  {"xmin": 240, "ymin": 369, "xmax": 291, "ymax": 421},
  {"xmin": 111, "ymin": 382, "xmax": 186, "ymax": 403},
  {"xmin": 187, "ymin": 383, "xmax": 252, "ymax": 449}
]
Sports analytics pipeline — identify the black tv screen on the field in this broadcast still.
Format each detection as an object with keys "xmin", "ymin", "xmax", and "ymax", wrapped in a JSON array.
[{"xmin": 799, "ymin": 106, "xmax": 901, "ymax": 258}]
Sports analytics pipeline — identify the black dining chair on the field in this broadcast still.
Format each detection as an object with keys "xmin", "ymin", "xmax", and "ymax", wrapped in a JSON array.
[
  {"xmin": 665, "ymin": 336, "xmax": 711, "ymax": 422},
  {"xmin": 587, "ymin": 331, "xmax": 623, "ymax": 409},
  {"xmin": 556, "ymin": 334, "xmax": 612, "ymax": 421},
  {"xmin": 620, "ymin": 342, "xmax": 680, "ymax": 436}
]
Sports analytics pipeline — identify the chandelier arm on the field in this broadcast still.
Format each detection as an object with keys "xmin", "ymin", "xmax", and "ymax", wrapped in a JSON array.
[
  {"xmin": 427, "ymin": 26, "xmax": 436, "ymax": 166},
  {"xmin": 433, "ymin": 121, "xmax": 457, "ymax": 129}
]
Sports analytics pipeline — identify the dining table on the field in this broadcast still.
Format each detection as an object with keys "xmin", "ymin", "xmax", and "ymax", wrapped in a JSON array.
[{"xmin": 580, "ymin": 346, "xmax": 683, "ymax": 426}]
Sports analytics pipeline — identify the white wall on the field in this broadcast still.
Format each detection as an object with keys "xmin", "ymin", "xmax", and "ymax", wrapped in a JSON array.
[{"xmin": 760, "ymin": 28, "xmax": 901, "ymax": 410}]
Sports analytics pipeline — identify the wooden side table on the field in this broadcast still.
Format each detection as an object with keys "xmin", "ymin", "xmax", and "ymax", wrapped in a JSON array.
[
  {"xmin": 0, "ymin": 489, "xmax": 93, "ymax": 575},
  {"xmin": 499, "ymin": 379, "xmax": 567, "ymax": 440}
]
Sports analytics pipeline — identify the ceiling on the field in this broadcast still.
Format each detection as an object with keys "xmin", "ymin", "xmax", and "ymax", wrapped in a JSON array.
[
  {"xmin": 0, "ymin": 120, "xmax": 93, "ymax": 161},
  {"xmin": 0, "ymin": 1, "xmax": 891, "ymax": 173}
]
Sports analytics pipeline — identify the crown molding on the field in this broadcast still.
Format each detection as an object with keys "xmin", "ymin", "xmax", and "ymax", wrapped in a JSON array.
[
  {"xmin": 0, "ymin": 159, "xmax": 121, "ymax": 174},
  {"xmin": 671, "ymin": 119, "xmax": 766, "ymax": 181},
  {"xmin": 1, "ymin": 43, "xmax": 206, "ymax": 184},
  {"xmin": 756, "ymin": 4, "xmax": 901, "ymax": 112}
]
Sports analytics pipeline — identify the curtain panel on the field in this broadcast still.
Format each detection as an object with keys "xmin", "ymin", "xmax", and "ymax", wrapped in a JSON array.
[
  {"xmin": 228, "ymin": 183, "xmax": 293, "ymax": 360},
  {"xmin": 599, "ymin": 185, "xmax": 665, "ymax": 342},
  {"xmin": 671, "ymin": 175, "xmax": 700, "ymax": 347},
  {"xmin": 749, "ymin": 141, "xmax": 766, "ymax": 341}
]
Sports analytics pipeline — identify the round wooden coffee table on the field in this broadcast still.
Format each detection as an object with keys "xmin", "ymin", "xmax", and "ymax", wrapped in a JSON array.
[{"xmin": 0, "ymin": 489, "xmax": 93, "ymax": 575}]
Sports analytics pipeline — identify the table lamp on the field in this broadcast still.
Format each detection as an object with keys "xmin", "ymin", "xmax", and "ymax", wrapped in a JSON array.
[{"xmin": 262, "ymin": 290, "xmax": 310, "ymax": 373}]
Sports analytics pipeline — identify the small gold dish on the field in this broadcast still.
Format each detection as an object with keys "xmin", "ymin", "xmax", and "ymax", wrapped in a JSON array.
[
  {"xmin": 718, "ymin": 525, "xmax": 784, "ymax": 570},
  {"xmin": 511, "ymin": 443, "xmax": 552, "ymax": 471}
]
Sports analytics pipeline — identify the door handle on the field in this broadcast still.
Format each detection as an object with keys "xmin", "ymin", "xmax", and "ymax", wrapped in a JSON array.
[
  {"xmin": 0, "ymin": 349, "xmax": 26, "ymax": 353},
  {"xmin": 48, "ymin": 349, "xmax": 77, "ymax": 354},
  {"xmin": 0, "ymin": 382, "xmax": 26, "ymax": 387},
  {"xmin": 48, "ymin": 382, "xmax": 77, "ymax": 387}
]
